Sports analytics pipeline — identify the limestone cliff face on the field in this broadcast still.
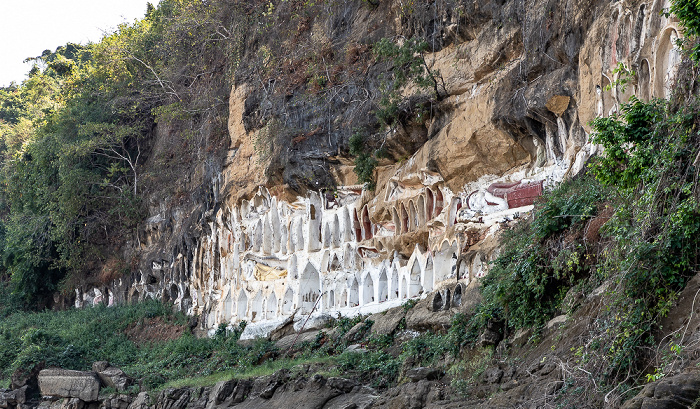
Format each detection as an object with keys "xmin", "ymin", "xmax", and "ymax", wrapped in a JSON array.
[{"xmin": 72, "ymin": 0, "xmax": 684, "ymax": 334}]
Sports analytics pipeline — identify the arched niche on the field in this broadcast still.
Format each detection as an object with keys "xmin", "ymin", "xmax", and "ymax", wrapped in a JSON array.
[
  {"xmin": 448, "ymin": 197, "xmax": 462, "ymax": 227},
  {"xmin": 253, "ymin": 220, "xmax": 263, "ymax": 253},
  {"xmin": 266, "ymin": 292, "xmax": 277, "ymax": 320},
  {"xmin": 308, "ymin": 202, "xmax": 322, "ymax": 252},
  {"xmin": 262, "ymin": 218, "xmax": 273, "ymax": 254},
  {"xmin": 426, "ymin": 189, "xmax": 435, "ymax": 220},
  {"xmin": 294, "ymin": 218, "xmax": 305, "ymax": 252},
  {"xmin": 271, "ymin": 210, "xmax": 281, "ymax": 254},
  {"xmin": 181, "ymin": 288, "xmax": 192, "ymax": 314},
  {"xmin": 601, "ymin": 75, "xmax": 614, "ymax": 116},
  {"xmin": 408, "ymin": 201, "xmax": 418, "ymax": 232},
  {"xmin": 280, "ymin": 224, "xmax": 289, "ymax": 254},
  {"xmin": 343, "ymin": 244, "xmax": 355, "ymax": 269},
  {"xmin": 417, "ymin": 195, "xmax": 426, "ymax": 227},
  {"xmin": 170, "ymin": 284, "xmax": 179, "ymax": 302},
  {"xmin": 456, "ymin": 256, "xmax": 470, "ymax": 282},
  {"xmin": 392, "ymin": 207, "xmax": 401, "ymax": 236},
  {"xmin": 409, "ymin": 260, "xmax": 423, "ymax": 297},
  {"xmin": 353, "ymin": 209, "xmax": 362, "ymax": 242},
  {"xmin": 237, "ymin": 290, "xmax": 248, "ymax": 320},
  {"xmin": 431, "ymin": 292, "xmax": 444, "ymax": 312},
  {"xmin": 299, "ymin": 263, "xmax": 321, "ymax": 314},
  {"xmin": 323, "ymin": 223, "xmax": 332, "ymax": 248},
  {"xmin": 655, "ymin": 27, "xmax": 682, "ymax": 99},
  {"xmin": 328, "ymin": 290, "xmax": 335, "ymax": 309},
  {"xmin": 240, "ymin": 200, "xmax": 251, "ymax": 219},
  {"xmin": 435, "ymin": 240, "xmax": 459, "ymax": 281},
  {"xmin": 607, "ymin": 9, "xmax": 620, "ymax": 69},
  {"xmin": 424, "ymin": 257, "xmax": 434, "ymax": 292},
  {"xmin": 330, "ymin": 254, "xmax": 342, "ymax": 271},
  {"xmin": 253, "ymin": 192, "xmax": 269, "ymax": 213},
  {"xmin": 435, "ymin": 189, "xmax": 444, "ymax": 216},
  {"xmin": 332, "ymin": 214, "xmax": 341, "ymax": 248},
  {"xmin": 342, "ymin": 207, "xmax": 353, "ymax": 242},
  {"xmin": 349, "ymin": 278, "xmax": 359, "ymax": 307},
  {"xmin": 639, "ymin": 59, "xmax": 651, "ymax": 102},
  {"xmin": 378, "ymin": 269, "xmax": 389, "ymax": 302},
  {"xmin": 320, "ymin": 250, "xmax": 330, "ymax": 273},
  {"xmin": 472, "ymin": 253, "xmax": 485, "ymax": 278},
  {"xmin": 400, "ymin": 203, "xmax": 409, "ymax": 234},
  {"xmin": 282, "ymin": 287, "xmax": 294, "ymax": 315},
  {"xmin": 252, "ymin": 291, "xmax": 264, "ymax": 322},
  {"xmin": 362, "ymin": 273, "xmax": 375, "ymax": 305},
  {"xmin": 400, "ymin": 276, "xmax": 408, "ymax": 299},
  {"xmin": 362, "ymin": 206, "xmax": 372, "ymax": 241},
  {"xmin": 649, "ymin": 0, "xmax": 665, "ymax": 35},
  {"xmin": 288, "ymin": 254, "xmax": 298, "ymax": 279},
  {"xmin": 223, "ymin": 290, "xmax": 233, "ymax": 321},
  {"xmin": 340, "ymin": 289, "xmax": 348, "ymax": 307},
  {"xmin": 452, "ymin": 283, "xmax": 464, "ymax": 308}
]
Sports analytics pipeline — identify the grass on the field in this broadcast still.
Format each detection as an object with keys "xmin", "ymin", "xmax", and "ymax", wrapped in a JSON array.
[{"xmin": 159, "ymin": 356, "xmax": 337, "ymax": 390}]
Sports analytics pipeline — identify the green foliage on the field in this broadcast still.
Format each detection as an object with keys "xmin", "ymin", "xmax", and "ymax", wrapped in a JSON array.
[
  {"xmin": 0, "ymin": 301, "xmax": 281, "ymax": 390},
  {"xmin": 587, "ymin": 95, "xmax": 700, "ymax": 378},
  {"xmin": 475, "ymin": 173, "xmax": 607, "ymax": 331},
  {"xmin": 589, "ymin": 97, "xmax": 666, "ymax": 191},
  {"xmin": 335, "ymin": 350, "xmax": 400, "ymax": 388},
  {"xmin": 349, "ymin": 129, "xmax": 377, "ymax": 189},
  {"xmin": 0, "ymin": 0, "xmax": 249, "ymax": 306},
  {"xmin": 605, "ymin": 63, "xmax": 636, "ymax": 93},
  {"xmin": 402, "ymin": 298, "xmax": 418, "ymax": 311},
  {"xmin": 670, "ymin": 0, "xmax": 700, "ymax": 61},
  {"xmin": 0, "ymin": 301, "xmax": 173, "ymax": 387},
  {"xmin": 373, "ymin": 37, "xmax": 444, "ymax": 128}
]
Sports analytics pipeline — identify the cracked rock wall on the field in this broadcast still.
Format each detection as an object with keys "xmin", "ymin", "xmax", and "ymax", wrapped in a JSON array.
[{"xmin": 71, "ymin": 0, "xmax": 685, "ymax": 335}]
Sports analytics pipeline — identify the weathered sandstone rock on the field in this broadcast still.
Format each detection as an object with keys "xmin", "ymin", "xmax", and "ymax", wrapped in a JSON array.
[
  {"xmin": 91, "ymin": 364, "xmax": 132, "ymax": 393},
  {"xmin": 38, "ymin": 370, "xmax": 100, "ymax": 402},
  {"xmin": 0, "ymin": 386, "xmax": 27, "ymax": 408}
]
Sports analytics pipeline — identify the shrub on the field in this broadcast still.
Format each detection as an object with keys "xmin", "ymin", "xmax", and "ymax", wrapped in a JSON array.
[{"xmin": 475, "ymin": 173, "xmax": 607, "ymax": 332}]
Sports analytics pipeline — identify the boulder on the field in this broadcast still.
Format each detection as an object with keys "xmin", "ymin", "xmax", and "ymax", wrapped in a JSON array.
[
  {"xmin": 404, "ymin": 299, "xmax": 452, "ymax": 332},
  {"xmin": 268, "ymin": 314, "xmax": 296, "ymax": 342},
  {"xmin": 126, "ymin": 393, "xmax": 149, "ymax": 409},
  {"xmin": 207, "ymin": 380, "xmax": 235, "ymax": 406},
  {"xmin": 273, "ymin": 330, "xmax": 319, "ymax": 351},
  {"xmin": 292, "ymin": 314, "xmax": 333, "ymax": 333},
  {"xmin": 326, "ymin": 378, "xmax": 358, "ymax": 393},
  {"xmin": 344, "ymin": 344, "xmax": 368, "ymax": 354},
  {"xmin": 342, "ymin": 321, "xmax": 370, "ymax": 344},
  {"xmin": 11, "ymin": 362, "xmax": 44, "ymax": 395},
  {"xmin": 38, "ymin": 370, "xmax": 100, "ymax": 402},
  {"xmin": 153, "ymin": 389, "xmax": 190, "ymax": 409},
  {"xmin": 546, "ymin": 315, "xmax": 567, "ymax": 331},
  {"xmin": 99, "ymin": 394, "xmax": 132, "ymax": 409},
  {"xmin": 511, "ymin": 327, "xmax": 532, "ymax": 348},
  {"xmin": 479, "ymin": 329, "xmax": 501, "ymax": 347},
  {"xmin": 621, "ymin": 372, "xmax": 700, "ymax": 409},
  {"xmin": 322, "ymin": 390, "xmax": 377, "ymax": 409},
  {"xmin": 479, "ymin": 319, "xmax": 504, "ymax": 347},
  {"xmin": 249, "ymin": 370, "xmax": 288, "ymax": 400},
  {"xmin": 93, "ymin": 365, "xmax": 132, "ymax": 393},
  {"xmin": 369, "ymin": 307, "xmax": 406, "ymax": 336},
  {"xmin": 482, "ymin": 368, "xmax": 504, "ymax": 384},
  {"xmin": 405, "ymin": 367, "xmax": 442, "ymax": 382},
  {"xmin": 0, "ymin": 386, "xmax": 27, "ymax": 408}
]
